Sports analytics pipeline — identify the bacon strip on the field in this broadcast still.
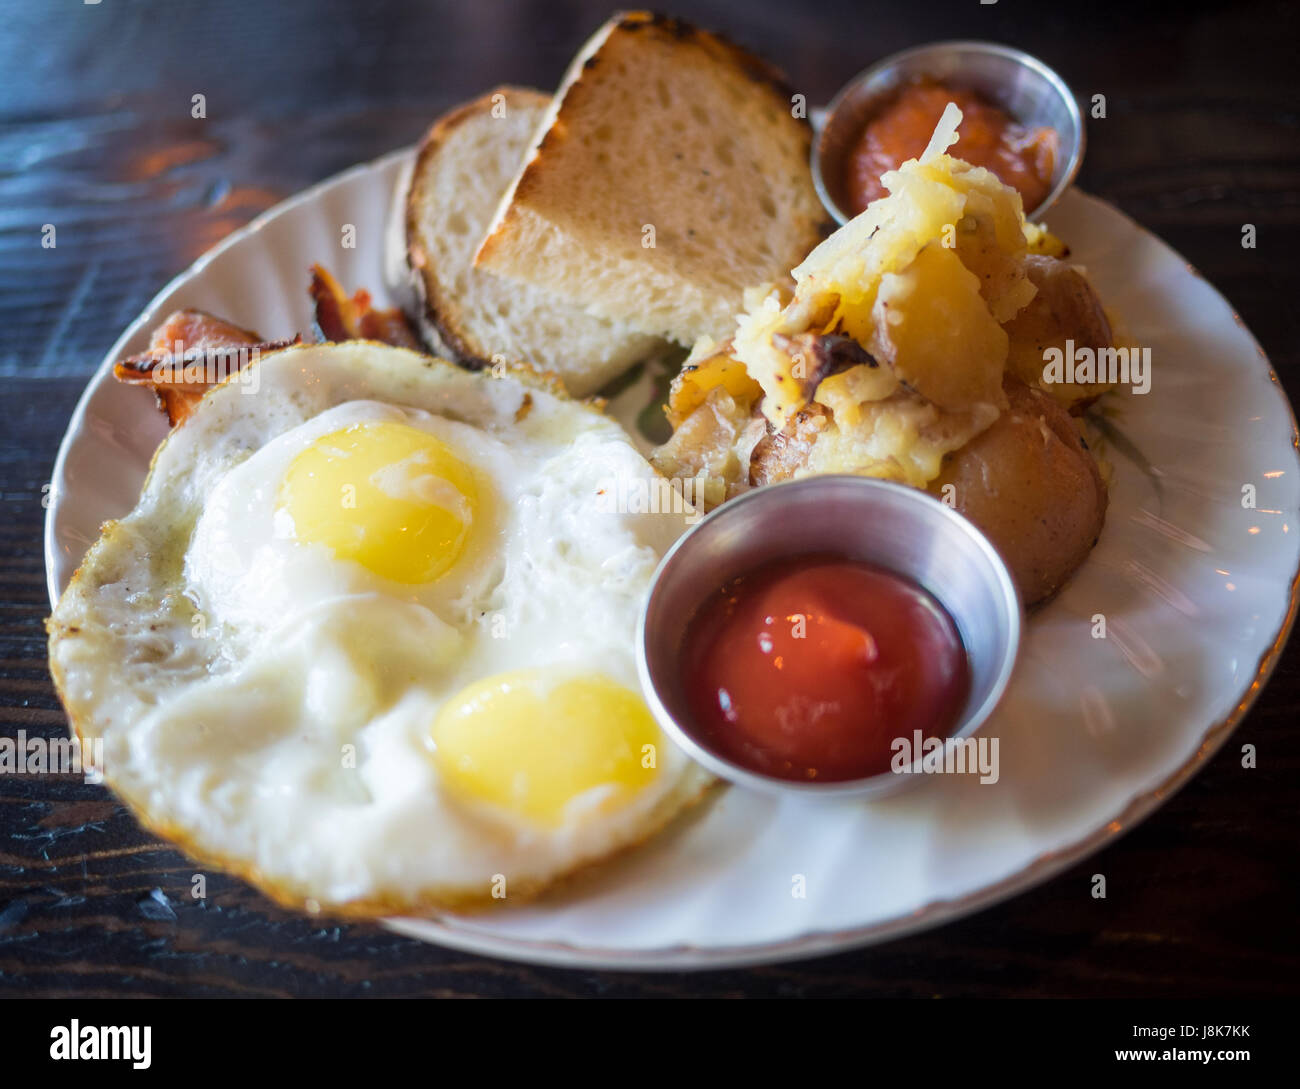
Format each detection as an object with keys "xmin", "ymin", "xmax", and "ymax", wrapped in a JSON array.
[
  {"xmin": 115, "ymin": 267, "xmax": 422, "ymax": 428},
  {"xmin": 308, "ymin": 264, "xmax": 420, "ymax": 350},
  {"xmin": 114, "ymin": 309, "xmax": 299, "ymax": 426}
]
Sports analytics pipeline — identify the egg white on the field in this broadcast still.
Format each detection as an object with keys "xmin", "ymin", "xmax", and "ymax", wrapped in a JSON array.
[{"xmin": 48, "ymin": 343, "xmax": 712, "ymax": 913}]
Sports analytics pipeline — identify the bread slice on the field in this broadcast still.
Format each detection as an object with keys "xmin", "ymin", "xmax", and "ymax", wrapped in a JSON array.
[
  {"xmin": 402, "ymin": 86, "xmax": 661, "ymax": 396},
  {"xmin": 474, "ymin": 12, "xmax": 829, "ymax": 346}
]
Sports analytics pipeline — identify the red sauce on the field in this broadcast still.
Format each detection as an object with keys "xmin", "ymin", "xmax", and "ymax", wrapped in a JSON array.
[
  {"xmin": 845, "ymin": 80, "xmax": 1059, "ymax": 215},
  {"xmin": 681, "ymin": 557, "xmax": 970, "ymax": 782}
]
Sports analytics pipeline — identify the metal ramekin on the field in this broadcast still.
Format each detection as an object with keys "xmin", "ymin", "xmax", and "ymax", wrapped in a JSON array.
[
  {"xmin": 812, "ymin": 40, "xmax": 1086, "ymax": 225},
  {"xmin": 637, "ymin": 476, "xmax": 1022, "ymax": 798}
]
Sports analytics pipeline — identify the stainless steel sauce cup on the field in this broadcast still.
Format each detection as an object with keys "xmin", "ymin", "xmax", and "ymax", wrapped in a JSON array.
[
  {"xmin": 637, "ymin": 476, "xmax": 1022, "ymax": 798},
  {"xmin": 812, "ymin": 40, "xmax": 1085, "ymax": 224}
]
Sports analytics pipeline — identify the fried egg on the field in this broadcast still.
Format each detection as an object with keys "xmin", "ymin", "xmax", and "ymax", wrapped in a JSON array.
[{"xmin": 48, "ymin": 342, "xmax": 711, "ymax": 914}]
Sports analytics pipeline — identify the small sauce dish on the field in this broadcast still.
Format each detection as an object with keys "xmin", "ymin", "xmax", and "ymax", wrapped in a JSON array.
[
  {"xmin": 812, "ymin": 40, "xmax": 1085, "ymax": 225},
  {"xmin": 637, "ymin": 477, "xmax": 1022, "ymax": 798}
]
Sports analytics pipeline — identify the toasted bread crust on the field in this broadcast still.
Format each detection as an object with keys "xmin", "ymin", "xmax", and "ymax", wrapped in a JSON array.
[
  {"xmin": 618, "ymin": 11, "xmax": 802, "ymax": 95},
  {"xmin": 406, "ymin": 85, "xmax": 548, "ymax": 370}
]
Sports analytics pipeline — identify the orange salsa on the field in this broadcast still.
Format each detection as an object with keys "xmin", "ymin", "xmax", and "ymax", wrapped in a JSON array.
[{"xmin": 845, "ymin": 80, "xmax": 1059, "ymax": 214}]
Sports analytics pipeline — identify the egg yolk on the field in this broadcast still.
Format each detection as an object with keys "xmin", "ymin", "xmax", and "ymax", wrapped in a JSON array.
[
  {"xmin": 431, "ymin": 671, "xmax": 662, "ymax": 827},
  {"xmin": 278, "ymin": 420, "xmax": 477, "ymax": 584}
]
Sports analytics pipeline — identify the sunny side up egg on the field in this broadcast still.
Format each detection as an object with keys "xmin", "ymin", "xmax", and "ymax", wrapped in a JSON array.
[{"xmin": 48, "ymin": 343, "xmax": 713, "ymax": 914}]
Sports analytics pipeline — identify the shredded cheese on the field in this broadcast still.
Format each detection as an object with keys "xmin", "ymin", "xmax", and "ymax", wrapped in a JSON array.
[{"xmin": 921, "ymin": 102, "xmax": 964, "ymax": 161}]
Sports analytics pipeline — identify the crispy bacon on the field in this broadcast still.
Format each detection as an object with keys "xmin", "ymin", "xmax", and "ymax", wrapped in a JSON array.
[
  {"xmin": 114, "ymin": 309, "xmax": 299, "ymax": 426},
  {"xmin": 115, "ymin": 267, "xmax": 422, "ymax": 429},
  {"xmin": 308, "ymin": 264, "xmax": 420, "ymax": 349}
]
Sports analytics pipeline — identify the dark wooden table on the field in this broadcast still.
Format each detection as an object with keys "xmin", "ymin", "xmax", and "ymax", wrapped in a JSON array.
[{"xmin": 2, "ymin": 0, "xmax": 1298, "ymax": 998}]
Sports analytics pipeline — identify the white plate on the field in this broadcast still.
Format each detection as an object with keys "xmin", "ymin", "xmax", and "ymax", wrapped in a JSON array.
[{"xmin": 45, "ymin": 147, "xmax": 1300, "ymax": 970}]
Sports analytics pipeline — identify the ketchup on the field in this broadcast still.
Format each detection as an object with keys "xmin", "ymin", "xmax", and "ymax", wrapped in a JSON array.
[
  {"xmin": 845, "ymin": 80, "xmax": 1059, "ymax": 214},
  {"xmin": 681, "ymin": 557, "xmax": 970, "ymax": 782}
]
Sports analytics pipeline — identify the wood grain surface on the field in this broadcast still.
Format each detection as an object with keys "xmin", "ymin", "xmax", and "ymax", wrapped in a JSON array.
[{"xmin": 2, "ymin": 0, "xmax": 1298, "ymax": 997}]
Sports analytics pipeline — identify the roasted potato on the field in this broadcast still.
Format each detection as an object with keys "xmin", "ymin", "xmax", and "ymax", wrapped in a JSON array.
[
  {"xmin": 1004, "ymin": 255, "xmax": 1114, "ymax": 411},
  {"xmin": 929, "ymin": 377, "xmax": 1107, "ymax": 605}
]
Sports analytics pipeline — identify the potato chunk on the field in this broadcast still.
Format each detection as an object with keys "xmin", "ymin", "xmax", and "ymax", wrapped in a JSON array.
[
  {"xmin": 1004, "ymin": 256, "xmax": 1115, "ymax": 411},
  {"xmin": 870, "ymin": 243, "xmax": 1008, "ymax": 411},
  {"xmin": 666, "ymin": 344, "xmax": 763, "ymax": 429},
  {"xmin": 929, "ymin": 377, "xmax": 1107, "ymax": 604}
]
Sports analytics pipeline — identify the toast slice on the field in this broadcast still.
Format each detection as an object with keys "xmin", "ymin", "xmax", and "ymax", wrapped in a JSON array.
[
  {"xmin": 474, "ymin": 12, "xmax": 829, "ymax": 346},
  {"xmin": 402, "ymin": 86, "xmax": 661, "ymax": 396}
]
